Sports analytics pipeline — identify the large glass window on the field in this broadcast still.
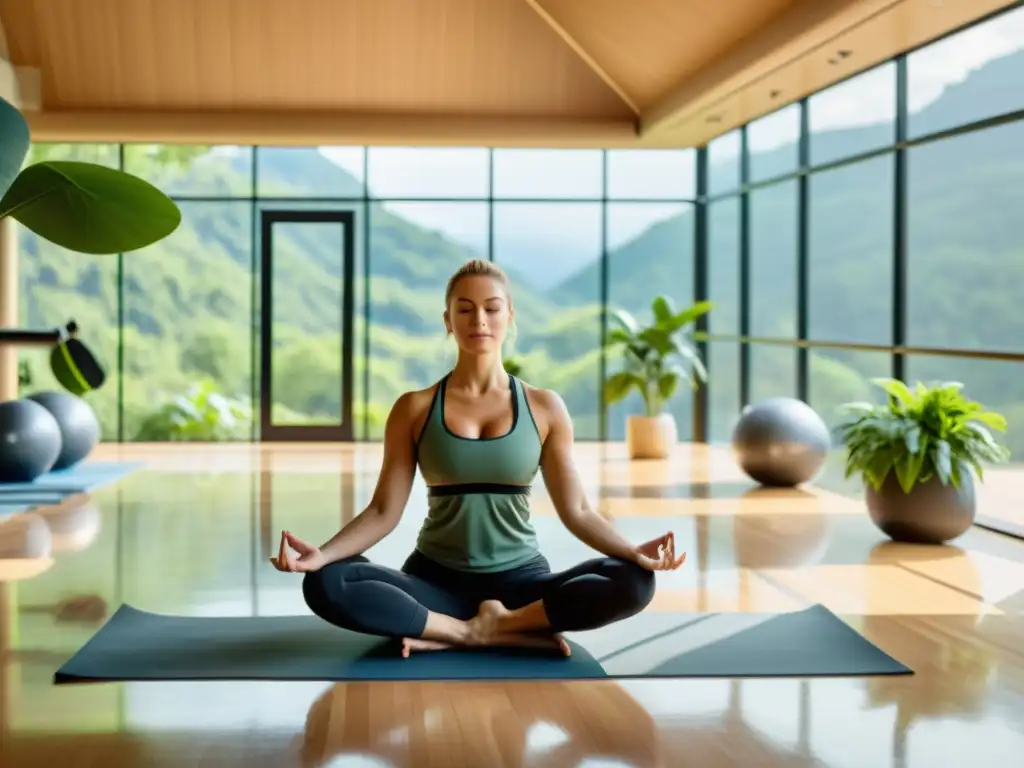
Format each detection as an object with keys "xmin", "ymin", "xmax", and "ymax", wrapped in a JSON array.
[
  {"xmin": 492, "ymin": 149, "xmax": 603, "ymax": 199},
  {"xmin": 707, "ymin": 341, "xmax": 741, "ymax": 442},
  {"xmin": 123, "ymin": 145, "xmax": 253, "ymax": 197},
  {"xmin": 256, "ymin": 146, "xmax": 365, "ymax": 198},
  {"xmin": 606, "ymin": 203, "xmax": 695, "ymax": 441},
  {"xmin": 749, "ymin": 180, "xmax": 798, "ymax": 339},
  {"xmin": 747, "ymin": 104, "xmax": 800, "ymax": 183},
  {"xmin": 122, "ymin": 200, "xmax": 254, "ymax": 441},
  {"xmin": 749, "ymin": 344, "xmax": 798, "ymax": 403},
  {"xmin": 808, "ymin": 155, "xmax": 894, "ymax": 345},
  {"xmin": 708, "ymin": 130, "xmax": 741, "ymax": 196},
  {"xmin": 493, "ymin": 202, "xmax": 603, "ymax": 439},
  {"xmin": 366, "ymin": 201, "xmax": 490, "ymax": 437},
  {"xmin": 907, "ymin": 5, "xmax": 1024, "ymax": 139},
  {"xmin": 808, "ymin": 64, "xmax": 896, "ymax": 166},
  {"xmin": 707, "ymin": 197, "xmax": 740, "ymax": 335},
  {"xmin": 907, "ymin": 122, "xmax": 1024, "ymax": 353},
  {"xmin": 368, "ymin": 147, "xmax": 490, "ymax": 199},
  {"xmin": 605, "ymin": 149, "xmax": 696, "ymax": 200},
  {"xmin": 807, "ymin": 349, "xmax": 892, "ymax": 432}
]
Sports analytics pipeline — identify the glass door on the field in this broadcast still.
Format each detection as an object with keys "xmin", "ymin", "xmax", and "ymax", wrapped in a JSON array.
[{"xmin": 259, "ymin": 209, "xmax": 356, "ymax": 441}]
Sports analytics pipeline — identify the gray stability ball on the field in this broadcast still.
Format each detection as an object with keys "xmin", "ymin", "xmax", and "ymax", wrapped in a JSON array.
[
  {"xmin": 731, "ymin": 397, "xmax": 832, "ymax": 487},
  {"xmin": 26, "ymin": 390, "xmax": 100, "ymax": 471},
  {"xmin": 0, "ymin": 399, "xmax": 63, "ymax": 482}
]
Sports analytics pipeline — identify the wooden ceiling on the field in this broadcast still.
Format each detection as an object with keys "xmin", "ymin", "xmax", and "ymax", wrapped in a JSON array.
[{"xmin": 0, "ymin": 0, "xmax": 1019, "ymax": 147}]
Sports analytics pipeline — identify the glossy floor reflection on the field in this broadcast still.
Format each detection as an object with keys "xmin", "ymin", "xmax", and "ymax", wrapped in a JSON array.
[{"xmin": 2, "ymin": 442, "xmax": 1024, "ymax": 766}]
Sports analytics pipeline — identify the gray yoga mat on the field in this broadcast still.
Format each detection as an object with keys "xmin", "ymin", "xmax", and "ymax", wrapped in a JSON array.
[{"xmin": 54, "ymin": 603, "xmax": 911, "ymax": 683}]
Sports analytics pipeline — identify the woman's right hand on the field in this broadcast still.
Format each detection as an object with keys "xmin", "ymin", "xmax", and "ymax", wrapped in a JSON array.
[{"xmin": 270, "ymin": 530, "xmax": 327, "ymax": 573}]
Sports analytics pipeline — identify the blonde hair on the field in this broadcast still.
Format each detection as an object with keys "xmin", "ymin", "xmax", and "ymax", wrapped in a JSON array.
[{"xmin": 444, "ymin": 259, "xmax": 513, "ymax": 308}]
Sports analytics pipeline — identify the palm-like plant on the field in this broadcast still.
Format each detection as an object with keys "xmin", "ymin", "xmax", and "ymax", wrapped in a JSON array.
[{"xmin": 603, "ymin": 296, "xmax": 712, "ymax": 416}]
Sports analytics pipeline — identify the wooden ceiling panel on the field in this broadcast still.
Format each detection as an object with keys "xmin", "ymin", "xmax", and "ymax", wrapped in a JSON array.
[
  {"xmin": 659, "ymin": 0, "xmax": 1022, "ymax": 148},
  {"xmin": 0, "ymin": 0, "xmax": 635, "ymax": 119},
  {"xmin": 2, "ymin": 0, "xmax": 1018, "ymax": 147},
  {"xmin": 533, "ymin": 0, "xmax": 798, "ymax": 110}
]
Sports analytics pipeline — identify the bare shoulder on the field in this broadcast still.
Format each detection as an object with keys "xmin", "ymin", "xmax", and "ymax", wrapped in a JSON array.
[
  {"xmin": 399, "ymin": 383, "xmax": 441, "ymax": 441},
  {"xmin": 519, "ymin": 380, "xmax": 571, "ymax": 441}
]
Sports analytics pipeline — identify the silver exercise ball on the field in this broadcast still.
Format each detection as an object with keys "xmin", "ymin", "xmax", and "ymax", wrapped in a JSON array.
[{"xmin": 731, "ymin": 397, "xmax": 832, "ymax": 487}]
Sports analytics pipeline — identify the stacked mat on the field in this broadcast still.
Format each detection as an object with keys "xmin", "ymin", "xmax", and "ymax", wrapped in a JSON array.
[{"xmin": 0, "ymin": 461, "xmax": 143, "ymax": 517}]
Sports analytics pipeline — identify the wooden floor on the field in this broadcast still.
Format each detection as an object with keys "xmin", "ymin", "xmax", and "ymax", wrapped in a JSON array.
[{"xmin": 2, "ymin": 441, "xmax": 1024, "ymax": 767}]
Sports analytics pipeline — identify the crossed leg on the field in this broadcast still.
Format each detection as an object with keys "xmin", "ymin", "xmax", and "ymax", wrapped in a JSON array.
[
  {"xmin": 301, "ymin": 555, "xmax": 582, "ymax": 657},
  {"xmin": 476, "ymin": 556, "xmax": 658, "ymax": 644}
]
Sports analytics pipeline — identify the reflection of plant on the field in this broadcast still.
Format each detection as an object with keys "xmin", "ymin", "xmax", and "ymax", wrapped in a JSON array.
[
  {"xmin": 1, "ymin": 96, "xmax": 180, "ymax": 254},
  {"xmin": 134, "ymin": 380, "xmax": 249, "ymax": 441},
  {"xmin": 836, "ymin": 378, "xmax": 1010, "ymax": 493},
  {"xmin": 603, "ymin": 296, "xmax": 712, "ymax": 416}
]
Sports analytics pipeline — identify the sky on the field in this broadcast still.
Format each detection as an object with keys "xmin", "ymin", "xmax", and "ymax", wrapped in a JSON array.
[{"xmin": 311, "ymin": 5, "xmax": 1024, "ymax": 284}]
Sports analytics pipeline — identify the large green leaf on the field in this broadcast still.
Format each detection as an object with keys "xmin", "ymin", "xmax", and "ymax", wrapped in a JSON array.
[
  {"xmin": 603, "ymin": 370, "xmax": 645, "ymax": 404},
  {"xmin": 0, "ymin": 97, "xmax": 30, "ymax": 199},
  {"xmin": 0, "ymin": 161, "xmax": 181, "ymax": 254}
]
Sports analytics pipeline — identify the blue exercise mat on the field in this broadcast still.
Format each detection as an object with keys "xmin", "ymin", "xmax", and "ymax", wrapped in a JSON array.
[
  {"xmin": 54, "ymin": 603, "xmax": 912, "ymax": 684},
  {"xmin": 0, "ymin": 461, "xmax": 144, "ymax": 516},
  {"xmin": 0, "ymin": 461, "xmax": 144, "ymax": 493}
]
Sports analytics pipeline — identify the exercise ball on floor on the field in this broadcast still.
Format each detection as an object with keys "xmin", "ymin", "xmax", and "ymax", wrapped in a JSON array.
[
  {"xmin": 0, "ymin": 399, "xmax": 63, "ymax": 482},
  {"xmin": 26, "ymin": 390, "xmax": 100, "ymax": 470},
  {"xmin": 731, "ymin": 397, "xmax": 832, "ymax": 487}
]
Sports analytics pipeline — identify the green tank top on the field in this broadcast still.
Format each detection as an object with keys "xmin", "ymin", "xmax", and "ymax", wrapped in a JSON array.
[{"xmin": 414, "ymin": 372, "xmax": 543, "ymax": 572}]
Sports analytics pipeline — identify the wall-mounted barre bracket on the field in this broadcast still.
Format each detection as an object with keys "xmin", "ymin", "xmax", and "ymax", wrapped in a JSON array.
[{"xmin": 0, "ymin": 320, "xmax": 79, "ymax": 348}]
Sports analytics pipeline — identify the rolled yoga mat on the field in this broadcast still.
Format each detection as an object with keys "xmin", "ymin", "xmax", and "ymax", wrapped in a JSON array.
[
  {"xmin": 0, "ymin": 462, "xmax": 145, "ymax": 516},
  {"xmin": 54, "ymin": 603, "xmax": 911, "ymax": 683}
]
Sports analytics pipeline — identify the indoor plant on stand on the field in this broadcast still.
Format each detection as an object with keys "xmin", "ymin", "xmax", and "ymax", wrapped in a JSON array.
[
  {"xmin": 835, "ymin": 378, "xmax": 1010, "ymax": 544},
  {"xmin": 603, "ymin": 296, "xmax": 711, "ymax": 460}
]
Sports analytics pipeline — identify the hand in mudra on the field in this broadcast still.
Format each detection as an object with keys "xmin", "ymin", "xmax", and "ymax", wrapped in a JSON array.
[
  {"xmin": 270, "ymin": 531, "xmax": 326, "ymax": 573},
  {"xmin": 633, "ymin": 532, "xmax": 686, "ymax": 571}
]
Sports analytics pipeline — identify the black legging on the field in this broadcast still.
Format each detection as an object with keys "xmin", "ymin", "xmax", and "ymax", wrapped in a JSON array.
[{"xmin": 302, "ymin": 549, "xmax": 656, "ymax": 639}]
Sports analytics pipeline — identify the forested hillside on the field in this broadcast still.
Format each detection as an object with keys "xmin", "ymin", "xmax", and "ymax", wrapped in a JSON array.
[{"xmin": 16, "ymin": 49, "xmax": 1024, "ymax": 455}]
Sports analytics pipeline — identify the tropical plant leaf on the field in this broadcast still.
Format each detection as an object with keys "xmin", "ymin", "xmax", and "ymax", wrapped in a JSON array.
[
  {"xmin": 609, "ymin": 308, "xmax": 640, "ymax": 334},
  {"xmin": 0, "ymin": 161, "xmax": 182, "ymax": 254},
  {"xmin": 835, "ymin": 378, "xmax": 1010, "ymax": 494},
  {"xmin": 603, "ymin": 370, "xmax": 644, "ymax": 405},
  {"xmin": 604, "ymin": 327, "xmax": 634, "ymax": 347},
  {"xmin": 0, "ymin": 97, "xmax": 30, "ymax": 199},
  {"xmin": 602, "ymin": 297, "xmax": 713, "ymax": 415},
  {"xmin": 656, "ymin": 372, "xmax": 679, "ymax": 401},
  {"xmin": 651, "ymin": 296, "xmax": 675, "ymax": 325}
]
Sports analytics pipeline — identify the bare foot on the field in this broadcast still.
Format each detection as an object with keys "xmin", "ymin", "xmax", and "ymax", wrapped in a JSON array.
[
  {"xmin": 401, "ymin": 637, "xmax": 453, "ymax": 657},
  {"xmin": 466, "ymin": 599, "xmax": 509, "ymax": 644},
  {"xmin": 467, "ymin": 600, "xmax": 571, "ymax": 657}
]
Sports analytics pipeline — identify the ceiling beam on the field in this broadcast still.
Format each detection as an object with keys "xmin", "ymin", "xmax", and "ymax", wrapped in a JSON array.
[
  {"xmin": 23, "ymin": 108, "xmax": 673, "ymax": 148},
  {"xmin": 639, "ymin": 0, "xmax": 904, "ymax": 138},
  {"xmin": 523, "ymin": 0, "xmax": 640, "ymax": 115}
]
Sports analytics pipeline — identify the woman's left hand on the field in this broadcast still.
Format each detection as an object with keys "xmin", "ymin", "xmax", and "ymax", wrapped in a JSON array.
[{"xmin": 632, "ymin": 532, "xmax": 687, "ymax": 571}]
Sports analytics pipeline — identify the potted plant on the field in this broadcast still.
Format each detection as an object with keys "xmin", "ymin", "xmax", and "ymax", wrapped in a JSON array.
[
  {"xmin": 603, "ymin": 296, "xmax": 711, "ymax": 459},
  {"xmin": 835, "ymin": 378, "xmax": 1010, "ymax": 544}
]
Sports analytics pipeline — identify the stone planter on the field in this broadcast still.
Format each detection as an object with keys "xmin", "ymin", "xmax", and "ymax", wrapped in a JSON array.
[
  {"xmin": 626, "ymin": 413, "xmax": 677, "ymax": 460},
  {"xmin": 865, "ymin": 471, "xmax": 976, "ymax": 544}
]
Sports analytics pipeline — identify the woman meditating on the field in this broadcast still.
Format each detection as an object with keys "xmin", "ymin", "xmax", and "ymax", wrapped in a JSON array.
[{"xmin": 271, "ymin": 259, "xmax": 686, "ymax": 657}]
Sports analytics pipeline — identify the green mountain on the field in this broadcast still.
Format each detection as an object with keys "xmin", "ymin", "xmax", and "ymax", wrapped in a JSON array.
[{"xmin": 16, "ymin": 49, "xmax": 1024, "ymax": 456}]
